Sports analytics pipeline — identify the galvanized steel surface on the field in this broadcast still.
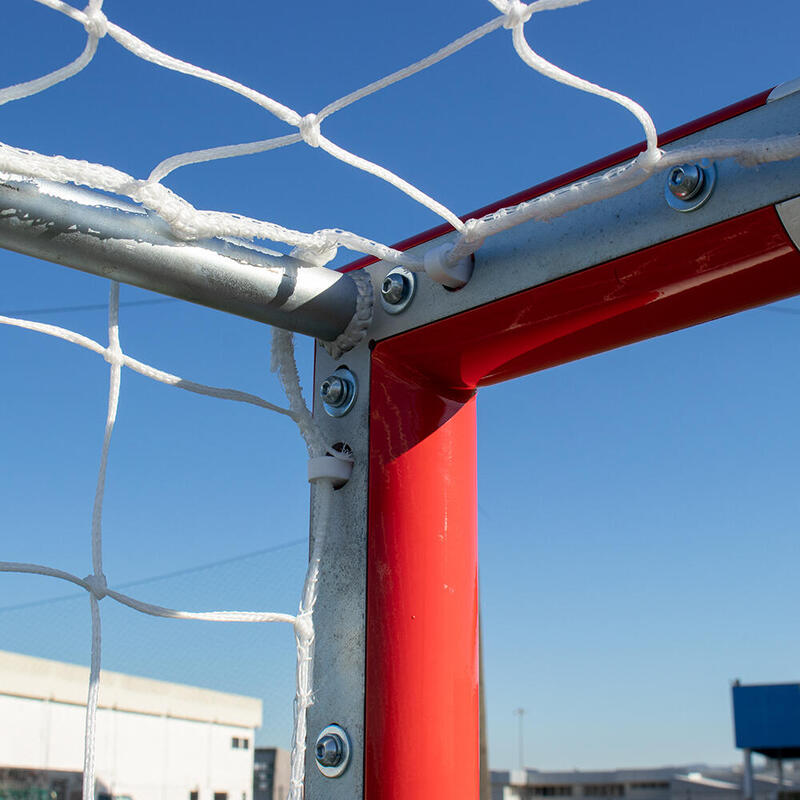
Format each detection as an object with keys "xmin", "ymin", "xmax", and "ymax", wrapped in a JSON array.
[{"xmin": 0, "ymin": 175, "xmax": 358, "ymax": 341}]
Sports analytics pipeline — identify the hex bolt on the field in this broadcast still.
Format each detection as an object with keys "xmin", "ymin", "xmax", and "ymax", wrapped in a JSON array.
[
  {"xmin": 381, "ymin": 272, "xmax": 408, "ymax": 305},
  {"xmin": 315, "ymin": 724, "xmax": 352, "ymax": 778},
  {"xmin": 667, "ymin": 164, "xmax": 704, "ymax": 200},
  {"xmin": 379, "ymin": 267, "xmax": 416, "ymax": 315},
  {"xmin": 316, "ymin": 734, "xmax": 344, "ymax": 768},
  {"xmin": 319, "ymin": 367, "xmax": 358, "ymax": 418},
  {"xmin": 320, "ymin": 376, "xmax": 347, "ymax": 407}
]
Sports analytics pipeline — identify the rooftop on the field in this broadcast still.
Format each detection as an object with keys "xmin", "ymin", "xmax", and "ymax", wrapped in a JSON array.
[{"xmin": 0, "ymin": 649, "xmax": 262, "ymax": 728}]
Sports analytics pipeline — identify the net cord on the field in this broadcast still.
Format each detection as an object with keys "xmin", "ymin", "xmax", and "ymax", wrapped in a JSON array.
[
  {"xmin": 3, "ymin": 1, "xmax": 800, "ymax": 797},
  {"xmin": 0, "ymin": 285, "xmax": 331, "ymax": 800},
  {"xmin": 4, "ymin": 0, "xmax": 797, "ymax": 276}
]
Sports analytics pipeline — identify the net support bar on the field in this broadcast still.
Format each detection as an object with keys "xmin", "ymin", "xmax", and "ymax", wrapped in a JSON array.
[{"xmin": 0, "ymin": 174, "xmax": 360, "ymax": 341}]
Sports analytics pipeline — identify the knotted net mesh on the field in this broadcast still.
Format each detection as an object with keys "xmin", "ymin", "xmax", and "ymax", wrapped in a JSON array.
[
  {"xmin": 1, "ymin": 290, "xmax": 331, "ymax": 800},
  {"xmin": 2, "ymin": 1, "xmax": 800, "ymax": 798}
]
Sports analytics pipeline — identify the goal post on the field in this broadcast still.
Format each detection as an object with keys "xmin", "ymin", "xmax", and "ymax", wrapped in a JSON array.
[
  {"xmin": 303, "ymin": 83, "xmax": 800, "ymax": 800},
  {"xmin": 3, "ymin": 3, "xmax": 800, "ymax": 793}
]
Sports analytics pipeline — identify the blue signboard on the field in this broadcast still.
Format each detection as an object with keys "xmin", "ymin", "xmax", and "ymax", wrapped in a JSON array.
[{"xmin": 732, "ymin": 683, "xmax": 800, "ymax": 756}]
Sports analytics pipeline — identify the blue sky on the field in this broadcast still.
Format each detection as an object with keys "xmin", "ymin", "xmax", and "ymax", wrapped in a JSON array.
[{"xmin": 1, "ymin": 0, "xmax": 799, "ymax": 772}]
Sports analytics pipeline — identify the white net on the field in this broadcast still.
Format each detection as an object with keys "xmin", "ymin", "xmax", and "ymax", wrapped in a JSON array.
[
  {"xmin": 2, "ymin": 0, "xmax": 800, "ymax": 276},
  {"xmin": 2, "ymin": 1, "xmax": 800, "ymax": 799},
  {"xmin": 0, "ymin": 286, "xmax": 335, "ymax": 800}
]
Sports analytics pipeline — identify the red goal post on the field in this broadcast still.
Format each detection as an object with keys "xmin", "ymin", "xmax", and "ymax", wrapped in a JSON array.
[{"xmin": 304, "ymin": 81, "xmax": 800, "ymax": 800}]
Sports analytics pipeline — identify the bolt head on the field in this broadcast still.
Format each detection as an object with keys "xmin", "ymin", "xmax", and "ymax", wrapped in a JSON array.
[
  {"xmin": 315, "ymin": 734, "xmax": 344, "ymax": 768},
  {"xmin": 319, "ymin": 368, "xmax": 358, "ymax": 418},
  {"xmin": 668, "ymin": 164, "xmax": 704, "ymax": 200},
  {"xmin": 320, "ymin": 376, "xmax": 346, "ymax": 407},
  {"xmin": 381, "ymin": 272, "xmax": 408, "ymax": 305}
]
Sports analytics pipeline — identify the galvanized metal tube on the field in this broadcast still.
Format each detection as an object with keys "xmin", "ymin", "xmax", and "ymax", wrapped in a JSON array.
[{"xmin": 0, "ymin": 174, "xmax": 358, "ymax": 341}]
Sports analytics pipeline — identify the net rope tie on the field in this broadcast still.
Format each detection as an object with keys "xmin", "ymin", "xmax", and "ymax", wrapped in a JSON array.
[
  {"xmin": 82, "ymin": 6, "xmax": 108, "ymax": 39},
  {"xmin": 0, "ymin": 285, "xmax": 340, "ymax": 800},
  {"xmin": 1, "ymin": 0, "xmax": 797, "ymax": 279},
  {"xmin": 323, "ymin": 269, "xmax": 374, "ymax": 359},
  {"xmin": 500, "ymin": 0, "xmax": 534, "ymax": 28},
  {"xmin": 299, "ymin": 114, "xmax": 322, "ymax": 149},
  {"xmin": 83, "ymin": 573, "xmax": 108, "ymax": 600}
]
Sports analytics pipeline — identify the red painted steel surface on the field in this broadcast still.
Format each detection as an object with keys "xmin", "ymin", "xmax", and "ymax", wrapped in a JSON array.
[
  {"xmin": 366, "ymin": 360, "xmax": 479, "ymax": 800},
  {"xmin": 343, "ymin": 89, "xmax": 770, "ymax": 274},
  {"xmin": 360, "ymin": 83, "xmax": 790, "ymax": 800},
  {"xmin": 364, "ymin": 204, "xmax": 800, "ymax": 800},
  {"xmin": 376, "ymin": 206, "xmax": 800, "ymax": 392}
]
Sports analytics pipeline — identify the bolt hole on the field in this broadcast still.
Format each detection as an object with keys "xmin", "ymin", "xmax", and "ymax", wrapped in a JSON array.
[{"xmin": 330, "ymin": 442, "xmax": 353, "ymax": 490}]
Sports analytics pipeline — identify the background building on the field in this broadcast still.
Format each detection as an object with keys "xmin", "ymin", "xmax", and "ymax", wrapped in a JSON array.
[
  {"xmin": 253, "ymin": 748, "xmax": 290, "ymax": 800},
  {"xmin": 492, "ymin": 765, "xmax": 800, "ymax": 800},
  {"xmin": 0, "ymin": 650, "xmax": 261, "ymax": 800}
]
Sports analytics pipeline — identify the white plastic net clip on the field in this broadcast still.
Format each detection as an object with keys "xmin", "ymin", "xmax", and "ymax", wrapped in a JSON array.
[
  {"xmin": 307, "ymin": 454, "xmax": 353, "ymax": 489},
  {"xmin": 423, "ymin": 243, "xmax": 475, "ymax": 289}
]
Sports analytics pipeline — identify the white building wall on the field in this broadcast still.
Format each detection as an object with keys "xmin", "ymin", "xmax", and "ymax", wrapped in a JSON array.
[
  {"xmin": 0, "ymin": 651, "xmax": 260, "ymax": 800},
  {"xmin": 0, "ymin": 695, "xmax": 256, "ymax": 800},
  {"xmin": 94, "ymin": 711, "xmax": 254, "ymax": 800},
  {"xmin": 0, "ymin": 695, "xmax": 85, "ymax": 773}
]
